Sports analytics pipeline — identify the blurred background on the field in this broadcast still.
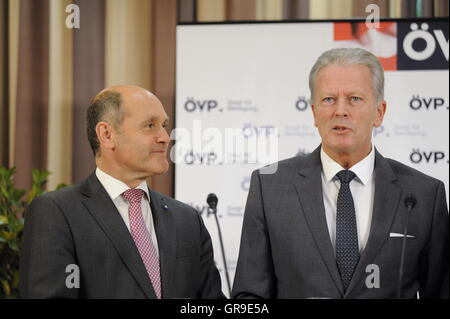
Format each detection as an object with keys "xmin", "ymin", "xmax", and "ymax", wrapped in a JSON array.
[{"xmin": 0, "ymin": 0, "xmax": 448, "ymax": 196}]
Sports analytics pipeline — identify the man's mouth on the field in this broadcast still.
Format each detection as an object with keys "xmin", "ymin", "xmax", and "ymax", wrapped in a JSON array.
[{"xmin": 333, "ymin": 125, "xmax": 350, "ymax": 131}]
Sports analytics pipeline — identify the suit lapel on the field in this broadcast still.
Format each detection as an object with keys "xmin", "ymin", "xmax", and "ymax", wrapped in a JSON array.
[
  {"xmin": 344, "ymin": 150, "xmax": 402, "ymax": 297},
  {"xmin": 294, "ymin": 147, "xmax": 344, "ymax": 295},
  {"xmin": 149, "ymin": 191, "xmax": 177, "ymax": 299},
  {"xmin": 80, "ymin": 173, "xmax": 157, "ymax": 299}
]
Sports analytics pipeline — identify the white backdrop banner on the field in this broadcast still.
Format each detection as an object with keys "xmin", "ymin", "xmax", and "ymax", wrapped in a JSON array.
[{"xmin": 175, "ymin": 20, "xmax": 449, "ymax": 296}]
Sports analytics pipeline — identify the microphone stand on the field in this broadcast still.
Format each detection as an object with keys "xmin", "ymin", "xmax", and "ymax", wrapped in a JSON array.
[
  {"xmin": 396, "ymin": 195, "xmax": 416, "ymax": 299},
  {"xmin": 207, "ymin": 194, "xmax": 232, "ymax": 296}
]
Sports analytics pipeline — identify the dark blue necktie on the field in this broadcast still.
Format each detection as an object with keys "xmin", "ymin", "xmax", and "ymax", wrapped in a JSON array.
[{"xmin": 335, "ymin": 170, "xmax": 359, "ymax": 291}]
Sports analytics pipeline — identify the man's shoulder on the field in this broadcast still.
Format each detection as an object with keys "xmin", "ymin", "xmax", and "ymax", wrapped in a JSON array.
[
  {"xmin": 254, "ymin": 153, "xmax": 311, "ymax": 177},
  {"xmin": 32, "ymin": 183, "xmax": 84, "ymax": 206},
  {"xmin": 278, "ymin": 154, "xmax": 311, "ymax": 169},
  {"xmin": 25, "ymin": 183, "xmax": 85, "ymax": 222},
  {"xmin": 383, "ymin": 156, "xmax": 443, "ymax": 187}
]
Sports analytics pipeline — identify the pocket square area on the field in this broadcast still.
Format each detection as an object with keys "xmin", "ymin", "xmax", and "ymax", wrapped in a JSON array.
[{"xmin": 390, "ymin": 232, "xmax": 415, "ymax": 238}]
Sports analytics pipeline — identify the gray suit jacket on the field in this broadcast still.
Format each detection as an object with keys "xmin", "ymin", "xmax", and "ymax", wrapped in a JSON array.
[
  {"xmin": 232, "ymin": 146, "xmax": 449, "ymax": 299},
  {"xmin": 20, "ymin": 172, "xmax": 224, "ymax": 299}
]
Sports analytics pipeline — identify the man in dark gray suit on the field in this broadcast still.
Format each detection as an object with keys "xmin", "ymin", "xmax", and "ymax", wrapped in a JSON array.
[
  {"xmin": 20, "ymin": 85, "xmax": 224, "ymax": 299},
  {"xmin": 232, "ymin": 48, "xmax": 449, "ymax": 299}
]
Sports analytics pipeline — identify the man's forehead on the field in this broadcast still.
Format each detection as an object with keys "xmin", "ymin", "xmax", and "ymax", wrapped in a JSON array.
[
  {"xmin": 318, "ymin": 64, "xmax": 371, "ymax": 77},
  {"xmin": 120, "ymin": 88, "xmax": 160, "ymax": 106},
  {"xmin": 123, "ymin": 98, "xmax": 168, "ymax": 119},
  {"xmin": 316, "ymin": 65, "xmax": 373, "ymax": 88}
]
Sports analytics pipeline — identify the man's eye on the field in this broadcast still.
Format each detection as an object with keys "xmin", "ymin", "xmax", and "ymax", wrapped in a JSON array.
[
  {"xmin": 323, "ymin": 97, "xmax": 334, "ymax": 103},
  {"xmin": 351, "ymin": 96, "xmax": 363, "ymax": 102}
]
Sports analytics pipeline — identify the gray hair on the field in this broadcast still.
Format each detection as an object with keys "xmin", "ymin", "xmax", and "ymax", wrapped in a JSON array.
[
  {"xmin": 309, "ymin": 48, "xmax": 385, "ymax": 102},
  {"xmin": 86, "ymin": 90, "xmax": 124, "ymax": 156}
]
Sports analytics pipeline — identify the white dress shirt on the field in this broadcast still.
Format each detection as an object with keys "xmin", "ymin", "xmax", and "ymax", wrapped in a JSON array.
[
  {"xmin": 95, "ymin": 167, "xmax": 159, "ymax": 256},
  {"xmin": 320, "ymin": 146, "xmax": 376, "ymax": 254}
]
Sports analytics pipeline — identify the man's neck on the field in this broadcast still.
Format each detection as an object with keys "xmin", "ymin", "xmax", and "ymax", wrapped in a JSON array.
[
  {"xmin": 96, "ymin": 158, "xmax": 147, "ymax": 188},
  {"xmin": 322, "ymin": 145, "xmax": 372, "ymax": 169}
]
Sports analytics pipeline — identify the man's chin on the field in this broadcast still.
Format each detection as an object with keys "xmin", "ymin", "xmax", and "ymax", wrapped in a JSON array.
[
  {"xmin": 150, "ymin": 162, "xmax": 169, "ymax": 176},
  {"xmin": 324, "ymin": 140, "xmax": 355, "ymax": 155}
]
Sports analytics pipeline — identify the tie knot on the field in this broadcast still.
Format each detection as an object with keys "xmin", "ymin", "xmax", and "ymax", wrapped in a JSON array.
[
  {"xmin": 122, "ymin": 188, "xmax": 144, "ymax": 203},
  {"xmin": 336, "ymin": 170, "xmax": 356, "ymax": 184}
]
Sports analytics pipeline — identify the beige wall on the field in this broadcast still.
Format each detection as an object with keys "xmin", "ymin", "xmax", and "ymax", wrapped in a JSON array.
[
  {"xmin": 105, "ymin": 0, "xmax": 153, "ymax": 90},
  {"xmin": 47, "ymin": 0, "xmax": 73, "ymax": 188},
  {"xmin": 197, "ymin": 0, "xmax": 226, "ymax": 22},
  {"xmin": 8, "ymin": 0, "xmax": 19, "ymax": 167}
]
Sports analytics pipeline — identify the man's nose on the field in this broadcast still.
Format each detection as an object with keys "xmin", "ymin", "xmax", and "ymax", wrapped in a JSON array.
[
  {"xmin": 156, "ymin": 126, "xmax": 170, "ymax": 144},
  {"xmin": 334, "ymin": 98, "xmax": 349, "ymax": 117}
]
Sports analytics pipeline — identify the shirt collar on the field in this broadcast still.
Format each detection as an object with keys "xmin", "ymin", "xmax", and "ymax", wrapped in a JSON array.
[
  {"xmin": 95, "ymin": 167, "xmax": 150, "ymax": 201},
  {"xmin": 320, "ymin": 145, "xmax": 375, "ymax": 186}
]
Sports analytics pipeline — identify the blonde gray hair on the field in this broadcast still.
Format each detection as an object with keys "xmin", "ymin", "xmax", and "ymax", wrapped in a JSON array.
[{"xmin": 309, "ymin": 48, "xmax": 385, "ymax": 102}]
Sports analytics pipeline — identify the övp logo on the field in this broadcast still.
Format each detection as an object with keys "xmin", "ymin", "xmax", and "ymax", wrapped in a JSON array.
[
  {"xmin": 410, "ymin": 149, "xmax": 447, "ymax": 164},
  {"xmin": 184, "ymin": 97, "xmax": 220, "ymax": 113},
  {"xmin": 295, "ymin": 96, "xmax": 311, "ymax": 111},
  {"xmin": 398, "ymin": 21, "xmax": 448, "ymax": 70}
]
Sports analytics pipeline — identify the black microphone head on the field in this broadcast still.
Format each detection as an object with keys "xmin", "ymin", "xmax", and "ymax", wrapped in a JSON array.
[
  {"xmin": 207, "ymin": 193, "xmax": 218, "ymax": 209},
  {"xmin": 404, "ymin": 194, "xmax": 417, "ymax": 210}
]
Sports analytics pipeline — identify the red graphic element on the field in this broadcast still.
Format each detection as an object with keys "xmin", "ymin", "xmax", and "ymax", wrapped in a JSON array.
[
  {"xmin": 334, "ymin": 22, "xmax": 353, "ymax": 41},
  {"xmin": 334, "ymin": 22, "xmax": 397, "ymax": 71}
]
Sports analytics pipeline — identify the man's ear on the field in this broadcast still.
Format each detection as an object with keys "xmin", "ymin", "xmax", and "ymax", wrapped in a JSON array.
[
  {"xmin": 96, "ymin": 121, "xmax": 116, "ymax": 151},
  {"xmin": 374, "ymin": 100, "xmax": 387, "ymax": 127}
]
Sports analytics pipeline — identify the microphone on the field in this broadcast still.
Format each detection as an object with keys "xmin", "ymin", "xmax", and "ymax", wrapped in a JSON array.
[
  {"xmin": 396, "ymin": 194, "xmax": 417, "ymax": 298},
  {"xmin": 207, "ymin": 193, "xmax": 218, "ymax": 210},
  {"xmin": 206, "ymin": 193, "xmax": 232, "ymax": 296},
  {"xmin": 404, "ymin": 195, "xmax": 417, "ymax": 210}
]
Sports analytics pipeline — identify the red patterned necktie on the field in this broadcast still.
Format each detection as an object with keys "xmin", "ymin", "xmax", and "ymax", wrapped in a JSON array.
[{"xmin": 122, "ymin": 188, "xmax": 162, "ymax": 298}]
